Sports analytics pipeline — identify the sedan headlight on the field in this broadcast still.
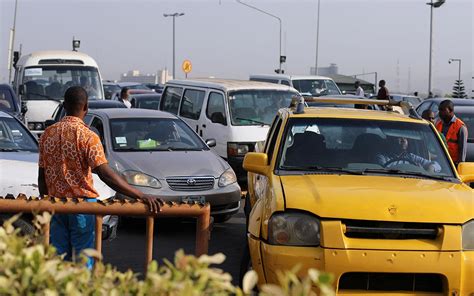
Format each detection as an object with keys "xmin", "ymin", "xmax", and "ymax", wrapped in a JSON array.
[
  {"xmin": 218, "ymin": 168, "xmax": 237, "ymax": 187},
  {"xmin": 268, "ymin": 212, "xmax": 321, "ymax": 246},
  {"xmin": 122, "ymin": 171, "xmax": 162, "ymax": 189},
  {"xmin": 462, "ymin": 220, "xmax": 474, "ymax": 250}
]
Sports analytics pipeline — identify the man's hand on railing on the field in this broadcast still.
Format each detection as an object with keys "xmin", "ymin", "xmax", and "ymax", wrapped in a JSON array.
[{"xmin": 140, "ymin": 194, "xmax": 165, "ymax": 214}]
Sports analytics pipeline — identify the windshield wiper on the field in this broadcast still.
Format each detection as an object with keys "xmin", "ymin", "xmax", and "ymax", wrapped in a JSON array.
[
  {"xmin": 0, "ymin": 148, "xmax": 19, "ymax": 152},
  {"xmin": 235, "ymin": 117, "xmax": 267, "ymax": 126},
  {"xmin": 166, "ymin": 147, "xmax": 203, "ymax": 151},
  {"xmin": 362, "ymin": 168, "xmax": 454, "ymax": 181},
  {"xmin": 27, "ymin": 93, "xmax": 61, "ymax": 102},
  {"xmin": 281, "ymin": 165, "xmax": 365, "ymax": 175}
]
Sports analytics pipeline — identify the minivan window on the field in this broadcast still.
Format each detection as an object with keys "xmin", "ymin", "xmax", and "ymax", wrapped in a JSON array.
[
  {"xmin": 161, "ymin": 86, "xmax": 183, "ymax": 115},
  {"xmin": 228, "ymin": 90, "xmax": 297, "ymax": 126},
  {"xmin": 292, "ymin": 79, "xmax": 341, "ymax": 96},
  {"xmin": 280, "ymin": 80, "xmax": 291, "ymax": 86},
  {"xmin": 207, "ymin": 92, "xmax": 227, "ymax": 125},
  {"xmin": 180, "ymin": 89, "xmax": 205, "ymax": 120},
  {"xmin": 0, "ymin": 87, "xmax": 14, "ymax": 112}
]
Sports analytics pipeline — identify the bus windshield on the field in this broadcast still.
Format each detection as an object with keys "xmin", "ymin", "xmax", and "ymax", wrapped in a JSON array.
[{"xmin": 22, "ymin": 66, "xmax": 104, "ymax": 100}]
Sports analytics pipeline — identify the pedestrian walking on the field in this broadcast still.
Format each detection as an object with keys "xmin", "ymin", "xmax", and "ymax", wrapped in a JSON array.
[
  {"xmin": 354, "ymin": 81, "xmax": 365, "ymax": 97},
  {"xmin": 119, "ymin": 87, "xmax": 133, "ymax": 108},
  {"xmin": 38, "ymin": 86, "xmax": 163, "ymax": 268},
  {"xmin": 435, "ymin": 100, "xmax": 468, "ymax": 165}
]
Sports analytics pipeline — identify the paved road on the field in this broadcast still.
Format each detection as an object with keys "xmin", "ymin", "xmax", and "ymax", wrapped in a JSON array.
[{"xmin": 103, "ymin": 202, "xmax": 247, "ymax": 284}]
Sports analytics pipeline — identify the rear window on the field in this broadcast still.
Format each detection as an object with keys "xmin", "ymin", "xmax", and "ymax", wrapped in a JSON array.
[
  {"xmin": 161, "ymin": 86, "xmax": 182, "ymax": 114},
  {"xmin": 0, "ymin": 87, "xmax": 14, "ymax": 112}
]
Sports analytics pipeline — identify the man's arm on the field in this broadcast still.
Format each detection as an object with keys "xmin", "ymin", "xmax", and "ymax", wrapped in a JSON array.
[
  {"xmin": 38, "ymin": 168, "xmax": 48, "ymax": 196},
  {"xmin": 458, "ymin": 125, "xmax": 468, "ymax": 163},
  {"xmin": 94, "ymin": 164, "xmax": 163, "ymax": 213}
]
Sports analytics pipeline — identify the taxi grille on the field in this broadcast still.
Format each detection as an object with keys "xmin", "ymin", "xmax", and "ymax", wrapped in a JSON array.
[
  {"xmin": 166, "ymin": 176, "xmax": 214, "ymax": 191},
  {"xmin": 343, "ymin": 220, "xmax": 439, "ymax": 240},
  {"xmin": 338, "ymin": 272, "xmax": 444, "ymax": 292}
]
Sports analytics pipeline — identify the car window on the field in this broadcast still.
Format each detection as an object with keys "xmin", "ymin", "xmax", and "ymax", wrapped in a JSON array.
[
  {"xmin": 266, "ymin": 117, "xmax": 282, "ymax": 161},
  {"xmin": 161, "ymin": 86, "xmax": 183, "ymax": 115},
  {"xmin": 110, "ymin": 118, "xmax": 207, "ymax": 151},
  {"xmin": 0, "ymin": 117, "xmax": 37, "ymax": 152},
  {"xmin": 90, "ymin": 117, "xmax": 105, "ymax": 143},
  {"xmin": 278, "ymin": 118, "xmax": 455, "ymax": 179},
  {"xmin": 457, "ymin": 112, "xmax": 474, "ymax": 140},
  {"xmin": 134, "ymin": 96, "xmax": 161, "ymax": 110},
  {"xmin": 250, "ymin": 78, "xmax": 279, "ymax": 84},
  {"xmin": 416, "ymin": 102, "xmax": 431, "ymax": 115},
  {"xmin": 180, "ymin": 89, "xmax": 205, "ymax": 120},
  {"xmin": 280, "ymin": 80, "xmax": 291, "ymax": 86},
  {"xmin": 206, "ymin": 92, "xmax": 227, "ymax": 125},
  {"xmin": 0, "ymin": 87, "xmax": 14, "ymax": 111}
]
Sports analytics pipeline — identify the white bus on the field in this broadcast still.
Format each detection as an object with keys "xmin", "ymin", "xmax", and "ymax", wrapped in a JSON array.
[{"xmin": 13, "ymin": 50, "xmax": 104, "ymax": 133}]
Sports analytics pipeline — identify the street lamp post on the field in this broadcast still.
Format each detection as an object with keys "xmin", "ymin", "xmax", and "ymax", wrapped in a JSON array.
[
  {"xmin": 448, "ymin": 58, "xmax": 461, "ymax": 81},
  {"xmin": 427, "ymin": 0, "xmax": 446, "ymax": 97},
  {"xmin": 236, "ymin": 0, "xmax": 283, "ymax": 73},
  {"xmin": 314, "ymin": 0, "xmax": 321, "ymax": 75},
  {"xmin": 8, "ymin": 0, "xmax": 19, "ymax": 83},
  {"xmin": 163, "ymin": 12, "xmax": 185, "ymax": 79}
]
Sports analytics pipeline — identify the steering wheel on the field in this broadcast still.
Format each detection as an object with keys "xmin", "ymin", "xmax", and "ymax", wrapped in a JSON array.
[{"xmin": 383, "ymin": 156, "xmax": 418, "ymax": 168}]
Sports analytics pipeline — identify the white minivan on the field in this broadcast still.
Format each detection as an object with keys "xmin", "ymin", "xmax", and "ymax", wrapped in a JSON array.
[
  {"xmin": 249, "ymin": 74, "xmax": 341, "ymax": 97},
  {"xmin": 159, "ymin": 78, "xmax": 299, "ymax": 184},
  {"xmin": 13, "ymin": 50, "xmax": 104, "ymax": 134}
]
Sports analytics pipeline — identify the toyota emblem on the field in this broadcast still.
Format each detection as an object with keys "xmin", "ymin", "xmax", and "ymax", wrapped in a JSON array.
[{"xmin": 187, "ymin": 178, "xmax": 196, "ymax": 185}]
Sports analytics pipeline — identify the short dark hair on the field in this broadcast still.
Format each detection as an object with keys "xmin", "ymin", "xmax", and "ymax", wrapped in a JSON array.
[
  {"xmin": 355, "ymin": 81, "xmax": 360, "ymax": 85},
  {"xmin": 379, "ymin": 80, "xmax": 386, "ymax": 85},
  {"xmin": 439, "ymin": 99, "xmax": 454, "ymax": 112},
  {"xmin": 121, "ymin": 87, "xmax": 129, "ymax": 96},
  {"xmin": 64, "ymin": 86, "xmax": 88, "ymax": 114},
  {"xmin": 421, "ymin": 109, "xmax": 434, "ymax": 118}
]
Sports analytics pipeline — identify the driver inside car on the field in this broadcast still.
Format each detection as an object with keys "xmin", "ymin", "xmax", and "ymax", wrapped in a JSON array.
[{"xmin": 375, "ymin": 137, "xmax": 441, "ymax": 173}]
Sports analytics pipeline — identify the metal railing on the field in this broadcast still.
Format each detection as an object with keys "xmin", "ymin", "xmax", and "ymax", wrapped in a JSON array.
[{"xmin": 0, "ymin": 194, "xmax": 211, "ymax": 269}]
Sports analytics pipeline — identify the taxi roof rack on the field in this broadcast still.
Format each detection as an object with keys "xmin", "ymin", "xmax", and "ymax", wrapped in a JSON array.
[{"xmin": 290, "ymin": 96, "xmax": 421, "ymax": 119}]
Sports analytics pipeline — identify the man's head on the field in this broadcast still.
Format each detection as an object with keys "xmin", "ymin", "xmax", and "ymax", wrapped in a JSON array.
[
  {"xmin": 397, "ymin": 137, "xmax": 408, "ymax": 152},
  {"xmin": 80, "ymin": 76, "xmax": 90, "ymax": 87},
  {"xmin": 421, "ymin": 109, "xmax": 435, "ymax": 124},
  {"xmin": 120, "ymin": 87, "xmax": 130, "ymax": 99},
  {"xmin": 438, "ymin": 99, "xmax": 454, "ymax": 123},
  {"xmin": 355, "ymin": 81, "xmax": 360, "ymax": 89},
  {"xmin": 64, "ymin": 86, "xmax": 88, "ymax": 118},
  {"xmin": 379, "ymin": 80, "xmax": 386, "ymax": 87}
]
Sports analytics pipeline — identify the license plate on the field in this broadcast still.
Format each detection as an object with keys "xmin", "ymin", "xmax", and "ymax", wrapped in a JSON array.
[{"xmin": 181, "ymin": 196, "xmax": 206, "ymax": 203}]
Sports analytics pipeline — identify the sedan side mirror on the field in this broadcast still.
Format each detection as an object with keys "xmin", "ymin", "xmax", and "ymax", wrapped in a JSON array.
[
  {"xmin": 206, "ymin": 139, "xmax": 216, "ymax": 147},
  {"xmin": 457, "ymin": 162, "xmax": 474, "ymax": 183}
]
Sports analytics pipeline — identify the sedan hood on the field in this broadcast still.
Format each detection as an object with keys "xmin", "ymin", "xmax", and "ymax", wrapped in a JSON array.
[
  {"xmin": 112, "ymin": 150, "xmax": 229, "ymax": 178},
  {"xmin": 281, "ymin": 175, "xmax": 474, "ymax": 224}
]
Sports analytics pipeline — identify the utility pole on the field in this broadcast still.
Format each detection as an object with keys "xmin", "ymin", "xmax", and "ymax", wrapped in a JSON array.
[
  {"xmin": 315, "ymin": 0, "xmax": 321, "ymax": 75},
  {"xmin": 8, "ymin": 0, "xmax": 19, "ymax": 83},
  {"xmin": 427, "ymin": 0, "xmax": 446, "ymax": 97},
  {"xmin": 164, "ymin": 12, "xmax": 185, "ymax": 79}
]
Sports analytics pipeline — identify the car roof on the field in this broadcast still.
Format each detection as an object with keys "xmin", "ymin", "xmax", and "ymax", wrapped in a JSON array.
[
  {"xmin": 423, "ymin": 98, "xmax": 474, "ymax": 105},
  {"xmin": 88, "ymin": 108, "xmax": 176, "ymax": 119},
  {"xmin": 454, "ymin": 106, "xmax": 474, "ymax": 113},
  {"xmin": 88, "ymin": 100, "xmax": 126, "ymax": 108},
  {"xmin": 166, "ymin": 78, "xmax": 298, "ymax": 92},
  {"xmin": 0, "ymin": 111, "xmax": 14, "ymax": 118},
  {"xmin": 131, "ymin": 94, "xmax": 161, "ymax": 99},
  {"xmin": 286, "ymin": 106, "xmax": 426, "ymax": 124},
  {"xmin": 117, "ymin": 82, "xmax": 146, "ymax": 87}
]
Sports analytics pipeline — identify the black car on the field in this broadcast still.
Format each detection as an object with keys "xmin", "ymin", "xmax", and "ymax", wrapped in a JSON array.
[
  {"xmin": 47, "ymin": 100, "xmax": 126, "ymax": 127},
  {"xmin": 103, "ymin": 82, "xmax": 121, "ymax": 100},
  {"xmin": 130, "ymin": 93, "xmax": 162, "ymax": 110},
  {"xmin": 0, "ymin": 84, "xmax": 26, "ymax": 121},
  {"xmin": 416, "ymin": 98, "xmax": 474, "ymax": 161}
]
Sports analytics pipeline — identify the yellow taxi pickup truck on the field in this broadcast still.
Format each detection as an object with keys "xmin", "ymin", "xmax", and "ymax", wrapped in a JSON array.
[{"xmin": 241, "ymin": 98, "xmax": 474, "ymax": 295}]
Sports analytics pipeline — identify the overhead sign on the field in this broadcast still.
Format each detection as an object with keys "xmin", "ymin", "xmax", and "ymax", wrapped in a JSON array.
[{"xmin": 182, "ymin": 60, "xmax": 192, "ymax": 74}]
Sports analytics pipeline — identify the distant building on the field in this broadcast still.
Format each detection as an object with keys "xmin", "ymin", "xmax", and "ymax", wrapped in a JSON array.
[
  {"xmin": 327, "ymin": 74, "xmax": 374, "ymax": 95},
  {"xmin": 310, "ymin": 63, "xmax": 338, "ymax": 76},
  {"xmin": 158, "ymin": 69, "xmax": 173, "ymax": 84},
  {"xmin": 120, "ymin": 70, "xmax": 158, "ymax": 84}
]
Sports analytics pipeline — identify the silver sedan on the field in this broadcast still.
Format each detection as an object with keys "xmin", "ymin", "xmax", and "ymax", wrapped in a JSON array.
[{"xmin": 85, "ymin": 109, "xmax": 241, "ymax": 222}]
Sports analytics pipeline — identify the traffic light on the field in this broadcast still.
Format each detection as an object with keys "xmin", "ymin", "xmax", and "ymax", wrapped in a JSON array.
[
  {"xmin": 12, "ymin": 51, "xmax": 19, "ymax": 68},
  {"xmin": 274, "ymin": 69, "xmax": 285, "ymax": 74},
  {"xmin": 280, "ymin": 55, "xmax": 286, "ymax": 63}
]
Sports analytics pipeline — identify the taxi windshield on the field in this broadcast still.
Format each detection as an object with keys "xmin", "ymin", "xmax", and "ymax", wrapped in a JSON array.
[
  {"xmin": 228, "ymin": 90, "xmax": 297, "ymax": 126},
  {"xmin": 278, "ymin": 118, "xmax": 456, "ymax": 180}
]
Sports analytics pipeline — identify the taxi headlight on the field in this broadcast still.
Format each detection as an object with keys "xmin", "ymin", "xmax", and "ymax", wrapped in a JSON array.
[
  {"xmin": 122, "ymin": 171, "xmax": 162, "ymax": 189},
  {"xmin": 218, "ymin": 168, "xmax": 237, "ymax": 187},
  {"xmin": 462, "ymin": 220, "xmax": 474, "ymax": 250},
  {"xmin": 268, "ymin": 212, "xmax": 320, "ymax": 246}
]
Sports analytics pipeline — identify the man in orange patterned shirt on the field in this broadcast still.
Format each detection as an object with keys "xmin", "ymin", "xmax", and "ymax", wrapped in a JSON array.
[{"xmin": 39, "ymin": 86, "xmax": 162, "ymax": 268}]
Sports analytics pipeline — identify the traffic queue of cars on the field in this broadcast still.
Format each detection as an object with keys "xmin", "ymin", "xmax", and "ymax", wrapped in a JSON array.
[{"xmin": 241, "ymin": 98, "xmax": 474, "ymax": 294}]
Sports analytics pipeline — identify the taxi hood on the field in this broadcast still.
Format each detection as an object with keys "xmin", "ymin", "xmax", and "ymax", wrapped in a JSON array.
[{"xmin": 280, "ymin": 175, "xmax": 474, "ymax": 224}]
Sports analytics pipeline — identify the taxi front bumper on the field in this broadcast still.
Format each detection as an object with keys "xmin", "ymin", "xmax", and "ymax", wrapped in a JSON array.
[{"xmin": 249, "ymin": 236, "xmax": 474, "ymax": 295}]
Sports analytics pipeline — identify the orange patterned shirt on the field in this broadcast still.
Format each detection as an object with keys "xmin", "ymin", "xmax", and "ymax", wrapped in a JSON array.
[{"xmin": 39, "ymin": 116, "xmax": 108, "ymax": 198}]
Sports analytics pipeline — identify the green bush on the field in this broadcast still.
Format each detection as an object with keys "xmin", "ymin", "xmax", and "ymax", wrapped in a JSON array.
[{"xmin": 0, "ymin": 213, "xmax": 334, "ymax": 295}]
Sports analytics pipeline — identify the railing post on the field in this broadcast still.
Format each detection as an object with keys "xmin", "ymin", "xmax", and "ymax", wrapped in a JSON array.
[
  {"xmin": 43, "ymin": 213, "xmax": 50, "ymax": 247},
  {"xmin": 145, "ymin": 216, "xmax": 154, "ymax": 269},
  {"xmin": 95, "ymin": 215, "xmax": 103, "ymax": 257},
  {"xmin": 195, "ymin": 204, "xmax": 210, "ymax": 256}
]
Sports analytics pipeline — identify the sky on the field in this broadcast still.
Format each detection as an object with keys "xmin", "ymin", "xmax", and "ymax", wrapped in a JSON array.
[{"xmin": 1, "ymin": 0, "xmax": 473, "ymax": 96}]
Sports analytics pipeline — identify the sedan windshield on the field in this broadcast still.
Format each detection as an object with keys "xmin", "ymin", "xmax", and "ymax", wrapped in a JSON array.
[
  {"xmin": 292, "ymin": 79, "xmax": 341, "ymax": 96},
  {"xmin": 0, "ymin": 117, "xmax": 37, "ymax": 152},
  {"xmin": 22, "ymin": 66, "xmax": 104, "ymax": 100},
  {"xmin": 110, "ymin": 118, "xmax": 207, "ymax": 151},
  {"xmin": 278, "ymin": 118, "xmax": 455, "ymax": 180},
  {"xmin": 228, "ymin": 90, "xmax": 298, "ymax": 126}
]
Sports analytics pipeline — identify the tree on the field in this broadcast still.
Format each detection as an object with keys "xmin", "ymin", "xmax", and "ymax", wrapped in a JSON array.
[{"xmin": 452, "ymin": 80, "xmax": 467, "ymax": 98}]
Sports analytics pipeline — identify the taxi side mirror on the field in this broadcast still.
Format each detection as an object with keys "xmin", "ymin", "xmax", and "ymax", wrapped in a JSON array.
[
  {"xmin": 243, "ymin": 152, "xmax": 269, "ymax": 176},
  {"xmin": 457, "ymin": 162, "xmax": 474, "ymax": 183}
]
